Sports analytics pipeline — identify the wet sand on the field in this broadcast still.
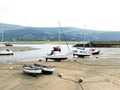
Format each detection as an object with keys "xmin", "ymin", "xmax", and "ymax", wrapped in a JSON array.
[
  {"xmin": 0, "ymin": 57, "xmax": 120, "ymax": 90},
  {"xmin": 0, "ymin": 46, "xmax": 37, "ymax": 51}
]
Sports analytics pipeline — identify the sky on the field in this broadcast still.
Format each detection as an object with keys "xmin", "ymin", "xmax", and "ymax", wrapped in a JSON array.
[{"xmin": 0, "ymin": 0, "xmax": 120, "ymax": 31}]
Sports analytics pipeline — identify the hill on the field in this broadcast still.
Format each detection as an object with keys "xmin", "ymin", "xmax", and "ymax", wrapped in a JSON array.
[{"xmin": 0, "ymin": 23, "xmax": 120, "ymax": 41}]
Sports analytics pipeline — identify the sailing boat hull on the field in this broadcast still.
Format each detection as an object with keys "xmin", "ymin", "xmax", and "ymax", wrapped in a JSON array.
[
  {"xmin": 46, "ymin": 55, "xmax": 68, "ymax": 61},
  {"xmin": 73, "ymin": 48, "xmax": 91, "ymax": 58},
  {"xmin": 0, "ymin": 51, "xmax": 14, "ymax": 55}
]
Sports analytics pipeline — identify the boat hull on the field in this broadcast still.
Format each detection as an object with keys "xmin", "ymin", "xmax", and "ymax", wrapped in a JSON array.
[
  {"xmin": 92, "ymin": 51, "xmax": 100, "ymax": 55},
  {"xmin": 22, "ymin": 65, "xmax": 42, "ymax": 75},
  {"xmin": 0, "ymin": 51, "xmax": 14, "ymax": 55},
  {"xmin": 33, "ymin": 64, "xmax": 55, "ymax": 74},
  {"xmin": 46, "ymin": 55, "xmax": 68, "ymax": 61}
]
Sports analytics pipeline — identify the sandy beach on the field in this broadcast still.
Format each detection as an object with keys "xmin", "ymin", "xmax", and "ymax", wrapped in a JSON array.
[
  {"xmin": 0, "ymin": 57, "xmax": 120, "ymax": 90},
  {"xmin": 0, "ymin": 43, "xmax": 120, "ymax": 90}
]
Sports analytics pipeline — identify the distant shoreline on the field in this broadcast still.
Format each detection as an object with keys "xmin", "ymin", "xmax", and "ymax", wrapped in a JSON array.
[
  {"xmin": 3, "ymin": 41, "xmax": 120, "ymax": 47},
  {"xmin": 3, "ymin": 41, "xmax": 80, "ymax": 45}
]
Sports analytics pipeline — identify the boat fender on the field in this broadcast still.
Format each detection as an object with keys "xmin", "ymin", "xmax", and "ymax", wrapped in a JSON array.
[{"xmin": 39, "ymin": 59, "xmax": 42, "ymax": 62}]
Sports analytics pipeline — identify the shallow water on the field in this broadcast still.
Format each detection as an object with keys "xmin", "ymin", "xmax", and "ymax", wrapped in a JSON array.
[
  {"xmin": 0, "ymin": 44, "xmax": 73, "ymax": 63},
  {"xmin": 0, "ymin": 44, "xmax": 120, "ymax": 63}
]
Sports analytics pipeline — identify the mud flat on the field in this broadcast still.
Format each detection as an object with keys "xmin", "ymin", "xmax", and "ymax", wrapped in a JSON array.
[
  {"xmin": 0, "ymin": 46, "xmax": 37, "ymax": 51},
  {"xmin": 0, "ymin": 57, "xmax": 120, "ymax": 90}
]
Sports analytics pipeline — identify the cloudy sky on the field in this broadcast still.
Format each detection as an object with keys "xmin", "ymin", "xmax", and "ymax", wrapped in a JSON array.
[{"xmin": 0, "ymin": 0, "xmax": 120, "ymax": 31}]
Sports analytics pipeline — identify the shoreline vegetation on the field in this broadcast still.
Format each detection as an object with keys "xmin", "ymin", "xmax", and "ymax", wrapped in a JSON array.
[{"xmin": 0, "ymin": 41, "xmax": 120, "ymax": 90}]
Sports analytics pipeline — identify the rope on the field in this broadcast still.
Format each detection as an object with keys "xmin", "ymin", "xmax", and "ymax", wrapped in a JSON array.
[
  {"xmin": 58, "ymin": 21, "xmax": 71, "ymax": 54},
  {"xmin": 57, "ymin": 73, "xmax": 84, "ymax": 90}
]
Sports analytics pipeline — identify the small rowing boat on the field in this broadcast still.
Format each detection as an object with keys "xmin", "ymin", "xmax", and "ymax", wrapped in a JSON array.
[
  {"xmin": 22, "ymin": 65, "xmax": 42, "ymax": 75},
  {"xmin": 33, "ymin": 64, "xmax": 55, "ymax": 74}
]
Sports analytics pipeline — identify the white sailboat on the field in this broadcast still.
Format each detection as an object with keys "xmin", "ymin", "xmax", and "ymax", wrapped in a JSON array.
[
  {"xmin": 0, "ymin": 28, "xmax": 14, "ymax": 55},
  {"xmin": 73, "ymin": 25, "xmax": 91, "ymax": 57},
  {"xmin": 46, "ymin": 21, "xmax": 68, "ymax": 61}
]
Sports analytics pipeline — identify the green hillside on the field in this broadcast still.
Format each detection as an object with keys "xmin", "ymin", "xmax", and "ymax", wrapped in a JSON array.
[
  {"xmin": 0, "ymin": 23, "xmax": 120, "ymax": 41},
  {"xmin": 0, "ymin": 23, "xmax": 24, "ymax": 30}
]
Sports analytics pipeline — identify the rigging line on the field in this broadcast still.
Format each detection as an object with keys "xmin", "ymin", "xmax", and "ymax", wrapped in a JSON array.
[
  {"xmin": 57, "ymin": 23, "xmax": 61, "ymax": 47},
  {"xmin": 58, "ymin": 21, "xmax": 71, "ymax": 54}
]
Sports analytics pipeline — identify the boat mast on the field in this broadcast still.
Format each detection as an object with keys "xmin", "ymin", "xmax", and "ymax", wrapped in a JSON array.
[
  {"xmin": 58, "ymin": 21, "xmax": 71, "ymax": 54},
  {"xmin": 1, "ymin": 28, "xmax": 4, "ymax": 45},
  {"xmin": 83, "ymin": 24, "xmax": 86, "ymax": 48},
  {"xmin": 58, "ymin": 21, "xmax": 62, "ymax": 48},
  {"xmin": 58, "ymin": 21, "xmax": 61, "ymax": 44}
]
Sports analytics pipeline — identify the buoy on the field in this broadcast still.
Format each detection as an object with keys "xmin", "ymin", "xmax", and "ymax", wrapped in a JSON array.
[
  {"xmin": 9, "ymin": 66, "xmax": 13, "ymax": 70},
  {"xmin": 39, "ymin": 59, "xmax": 42, "ymax": 62},
  {"xmin": 78, "ymin": 77, "xmax": 83, "ymax": 83},
  {"xmin": 57, "ymin": 73, "xmax": 63, "ymax": 78}
]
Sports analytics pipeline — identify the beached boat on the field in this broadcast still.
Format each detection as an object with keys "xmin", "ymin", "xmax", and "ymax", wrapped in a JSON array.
[
  {"xmin": 46, "ymin": 54, "xmax": 68, "ymax": 61},
  {"xmin": 22, "ymin": 65, "xmax": 42, "ymax": 75},
  {"xmin": 5, "ymin": 43, "xmax": 13, "ymax": 46},
  {"xmin": 33, "ymin": 64, "xmax": 55, "ymax": 74},
  {"xmin": 73, "ymin": 47, "xmax": 91, "ymax": 58},
  {"xmin": 0, "ymin": 29, "xmax": 14, "ymax": 55},
  {"xmin": 73, "ymin": 25, "xmax": 91, "ymax": 58},
  {"xmin": 46, "ymin": 46, "xmax": 68, "ymax": 61},
  {"xmin": 45, "ymin": 21, "xmax": 69, "ymax": 61},
  {"xmin": 0, "ymin": 49, "xmax": 14, "ymax": 55}
]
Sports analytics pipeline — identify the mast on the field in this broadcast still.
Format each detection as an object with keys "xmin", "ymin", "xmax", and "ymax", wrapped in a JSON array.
[
  {"xmin": 58, "ymin": 21, "xmax": 61, "ymax": 44},
  {"xmin": 1, "ymin": 28, "xmax": 4, "ymax": 45},
  {"xmin": 83, "ymin": 24, "xmax": 86, "ymax": 48},
  {"xmin": 58, "ymin": 21, "xmax": 71, "ymax": 54}
]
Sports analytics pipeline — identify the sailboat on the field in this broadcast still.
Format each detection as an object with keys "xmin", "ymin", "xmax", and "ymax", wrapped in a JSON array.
[
  {"xmin": 73, "ymin": 25, "xmax": 91, "ymax": 58},
  {"xmin": 45, "ymin": 21, "xmax": 68, "ymax": 62},
  {"xmin": 0, "ymin": 28, "xmax": 14, "ymax": 55},
  {"xmin": 73, "ymin": 46, "xmax": 91, "ymax": 58}
]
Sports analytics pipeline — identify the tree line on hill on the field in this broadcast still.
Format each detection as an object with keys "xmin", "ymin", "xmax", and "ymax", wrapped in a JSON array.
[{"xmin": 0, "ymin": 23, "xmax": 120, "ymax": 41}]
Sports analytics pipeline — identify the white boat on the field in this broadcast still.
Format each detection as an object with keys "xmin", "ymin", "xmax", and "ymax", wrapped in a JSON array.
[
  {"xmin": 73, "ymin": 47, "xmax": 91, "ymax": 57},
  {"xmin": 46, "ymin": 54, "xmax": 68, "ymax": 62},
  {"xmin": 0, "ymin": 49, "xmax": 14, "ymax": 55},
  {"xmin": 22, "ymin": 65, "xmax": 42, "ymax": 75},
  {"xmin": 73, "ymin": 25, "xmax": 91, "ymax": 58},
  {"xmin": 0, "ymin": 28, "xmax": 14, "ymax": 55},
  {"xmin": 45, "ymin": 21, "xmax": 69, "ymax": 61},
  {"xmin": 5, "ymin": 43, "xmax": 13, "ymax": 46},
  {"xmin": 33, "ymin": 64, "xmax": 55, "ymax": 74},
  {"xmin": 46, "ymin": 47, "xmax": 68, "ymax": 61}
]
